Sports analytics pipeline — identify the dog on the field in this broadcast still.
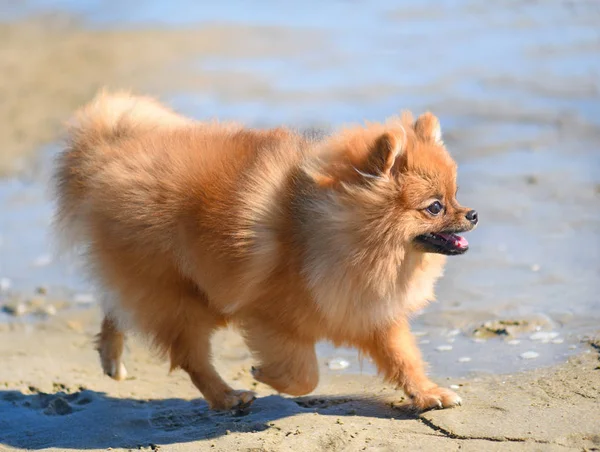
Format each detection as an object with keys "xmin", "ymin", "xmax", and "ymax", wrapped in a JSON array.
[{"xmin": 53, "ymin": 91, "xmax": 478, "ymax": 411}]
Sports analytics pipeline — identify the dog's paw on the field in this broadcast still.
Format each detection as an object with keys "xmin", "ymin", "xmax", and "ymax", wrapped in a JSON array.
[
  {"xmin": 209, "ymin": 389, "xmax": 256, "ymax": 411},
  {"xmin": 102, "ymin": 359, "xmax": 128, "ymax": 381},
  {"xmin": 410, "ymin": 386, "xmax": 462, "ymax": 411}
]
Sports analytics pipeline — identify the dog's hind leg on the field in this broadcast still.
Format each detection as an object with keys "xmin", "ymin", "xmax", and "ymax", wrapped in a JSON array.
[
  {"xmin": 96, "ymin": 315, "xmax": 128, "ymax": 381},
  {"xmin": 168, "ymin": 298, "xmax": 256, "ymax": 411}
]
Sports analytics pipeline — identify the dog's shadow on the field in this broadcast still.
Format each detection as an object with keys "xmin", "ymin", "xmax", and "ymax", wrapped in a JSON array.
[{"xmin": 0, "ymin": 387, "xmax": 417, "ymax": 449}]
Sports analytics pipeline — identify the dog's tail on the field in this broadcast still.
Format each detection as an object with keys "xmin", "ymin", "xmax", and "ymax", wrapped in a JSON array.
[
  {"xmin": 66, "ymin": 89, "xmax": 189, "ymax": 146},
  {"xmin": 52, "ymin": 90, "xmax": 190, "ymax": 253}
]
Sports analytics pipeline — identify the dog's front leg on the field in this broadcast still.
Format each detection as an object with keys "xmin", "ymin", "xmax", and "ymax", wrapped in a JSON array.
[
  {"xmin": 242, "ymin": 318, "xmax": 319, "ymax": 396},
  {"xmin": 361, "ymin": 318, "xmax": 461, "ymax": 411}
]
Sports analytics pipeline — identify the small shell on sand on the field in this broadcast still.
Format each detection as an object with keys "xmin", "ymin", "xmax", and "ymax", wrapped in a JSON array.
[
  {"xmin": 458, "ymin": 357, "xmax": 472, "ymax": 363},
  {"xmin": 530, "ymin": 332, "xmax": 559, "ymax": 342},
  {"xmin": 73, "ymin": 293, "xmax": 95, "ymax": 304},
  {"xmin": 436, "ymin": 345, "xmax": 453, "ymax": 352},
  {"xmin": 450, "ymin": 384, "xmax": 460, "ymax": 390},
  {"xmin": 327, "ymin": 358, "xmax": 350, "ymax": 370},
  {"xmin": 520, "ymin": 351, "xmax": 540, "ymax": 359}
]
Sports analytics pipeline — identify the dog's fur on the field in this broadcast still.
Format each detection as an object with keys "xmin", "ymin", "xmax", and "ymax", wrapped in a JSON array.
[{"xmin": 54, "ymin": 91, "xmax": 476, "ymax": 411}]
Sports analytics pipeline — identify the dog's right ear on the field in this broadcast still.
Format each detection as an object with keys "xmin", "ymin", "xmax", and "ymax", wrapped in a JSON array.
[
  {"xmin": 314, "ymin": 131, "xmax": 406, "ymax": 188},
  {"xmin": 414, "ymin": 112, "xmax": 442, "ymax": 145},
  {"xmin": 357, "ymin": 132, "xmax": 405, "ymax": 179}
]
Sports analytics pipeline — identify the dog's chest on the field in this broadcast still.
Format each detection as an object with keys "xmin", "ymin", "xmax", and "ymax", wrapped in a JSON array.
[{"xmin": 307, "ymin": 253, "xmax": 446, "ymax": 337}]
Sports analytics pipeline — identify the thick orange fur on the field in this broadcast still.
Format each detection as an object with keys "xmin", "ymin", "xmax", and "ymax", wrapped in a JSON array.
[{"xmin": 54, "ymin": 91, "xmax": 475, "ymax": 411}]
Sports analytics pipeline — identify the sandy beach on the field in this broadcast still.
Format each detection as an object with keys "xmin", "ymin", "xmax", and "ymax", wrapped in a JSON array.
[
  {"xmin": 1, "ymin": 1, "xmax": 599, "ymax": 450},
  {"xmin": 1, "ymin": 311, "xmax": 599, "ymax": 451}
]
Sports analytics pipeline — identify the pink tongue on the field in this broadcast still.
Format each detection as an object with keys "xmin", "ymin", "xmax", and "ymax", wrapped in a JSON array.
[{"xmin": 438, "ymin": 233, "xmax": 469, "ymax": 249}]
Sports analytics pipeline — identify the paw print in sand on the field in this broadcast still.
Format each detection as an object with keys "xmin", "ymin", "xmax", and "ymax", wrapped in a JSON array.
[{"xmin": 2, "ymin": 385, "xmax": 95, "ymax": 416}]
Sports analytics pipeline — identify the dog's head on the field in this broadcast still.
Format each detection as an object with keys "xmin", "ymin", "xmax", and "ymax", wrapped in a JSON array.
[{"xmin": 316, "ymin": 112, "xmax": 478, "ymax": 256}]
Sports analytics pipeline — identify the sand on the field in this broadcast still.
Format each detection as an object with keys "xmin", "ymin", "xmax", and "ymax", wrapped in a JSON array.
[
  {"xmin": 0, "ymin": 14, "xmax": 322, "ymax": 176},
  {"xmin": 0, "ymin": 310, "xmax": 599, "ymax": 451}
]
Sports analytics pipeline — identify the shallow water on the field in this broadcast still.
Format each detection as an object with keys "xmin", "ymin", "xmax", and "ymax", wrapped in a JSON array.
[{"xmin": 0, "ymin": 0, "xmax": 599, "ymax": 378}]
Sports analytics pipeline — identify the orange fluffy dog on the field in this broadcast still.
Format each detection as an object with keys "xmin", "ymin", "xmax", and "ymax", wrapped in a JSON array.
[{"xmin": 54, "ymin": 91, "xmax": 478, "ymax": 411}]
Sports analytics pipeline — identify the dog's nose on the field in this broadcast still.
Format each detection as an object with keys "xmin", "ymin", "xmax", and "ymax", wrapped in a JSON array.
[{"xmin": 465, "ymin": 209, "xmax": 478, "ymax": 225}]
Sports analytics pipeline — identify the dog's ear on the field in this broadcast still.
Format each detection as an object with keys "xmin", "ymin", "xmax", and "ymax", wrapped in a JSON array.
[
  {"xmin": 414, "ymin": 112, "xmax": 442, "ymax": 145},
  {"xmin": 359, "ymin": 132, "xmax": 404, "ymax": 178}
]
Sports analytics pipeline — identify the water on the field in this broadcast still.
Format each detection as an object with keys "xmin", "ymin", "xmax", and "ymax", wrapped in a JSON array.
[{"xmin": 0, "ymin": 0, "xmax": 599, "ymax": 378}]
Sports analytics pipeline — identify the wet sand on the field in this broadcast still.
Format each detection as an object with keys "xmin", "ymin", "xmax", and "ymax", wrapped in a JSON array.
[{"xmin": 1, "ymin": 2, "xmax": 600, "ymax": 450}]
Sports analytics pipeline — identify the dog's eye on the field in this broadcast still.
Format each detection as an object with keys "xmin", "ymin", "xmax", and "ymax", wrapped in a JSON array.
[{"xmin": 426, "ymin": 201, "xmax": 443, "ymax": 215}]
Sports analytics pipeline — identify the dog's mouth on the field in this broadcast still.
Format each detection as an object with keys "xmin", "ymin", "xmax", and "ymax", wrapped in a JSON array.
[{"xmin": 414, "ymin": 231, "xmax": 469, "ymax": 256}]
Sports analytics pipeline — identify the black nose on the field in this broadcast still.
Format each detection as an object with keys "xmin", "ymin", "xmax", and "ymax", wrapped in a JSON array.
[{"xmin": 465, "ymin": 209, "xmax": 478, "ymax": 225}]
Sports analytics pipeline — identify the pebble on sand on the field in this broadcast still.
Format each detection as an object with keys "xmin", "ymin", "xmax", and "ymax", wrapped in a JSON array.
[
  {"xmin": 38, "ymin": 305, "xmax": 57, "ymax": 316},
  {"xmin": 458, "ymin": 357, "xmax": 472, "ymax": 363},
  {"xmin": 327, "ymin": 358, "xmax": 350, "ymax": 370},
  {"xmin": 507, "ymin": 339, "xmax": 521, "ymax": 345},
  {"xmin": 520, "ymin": 351, "xmax": 540, "ymax": 359},
  {"xmin": 450, "ymin": 384, "xmax": 460, "ymax": 390},
  {"xmin": 525, "ymin": 175, "xmax": 539, "ymax": 185},
  {"xmin": 436, "ymin": 345, "xmax": 453, "ymax": 352},
  {"xmin": 2, "ymin": 302, "xmax": 27, "ymax": 316}
]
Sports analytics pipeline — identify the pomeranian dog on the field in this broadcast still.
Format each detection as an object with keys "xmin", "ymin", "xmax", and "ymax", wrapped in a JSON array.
[{"xmin": 54, "ymin": 91, "xmax": 477, "ymax": 412}]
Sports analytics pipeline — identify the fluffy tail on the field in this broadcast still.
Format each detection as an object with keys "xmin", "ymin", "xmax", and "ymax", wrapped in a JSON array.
[
  {"xmin": 52, "ymin": 90, "xmax": 189, "ymax": 252},
  {"xmin": 66, "ymin": 89, "xmax": 189, "ymax": 147}
]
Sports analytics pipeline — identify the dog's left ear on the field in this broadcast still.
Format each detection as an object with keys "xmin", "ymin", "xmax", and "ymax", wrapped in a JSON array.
[
  {"xmin": 362, "ymin": 132, "xmax": 404, "ymax": 178},
  {"xmin": 414, "ymin": 112, "xmax": 442, "ymax": 145}
]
